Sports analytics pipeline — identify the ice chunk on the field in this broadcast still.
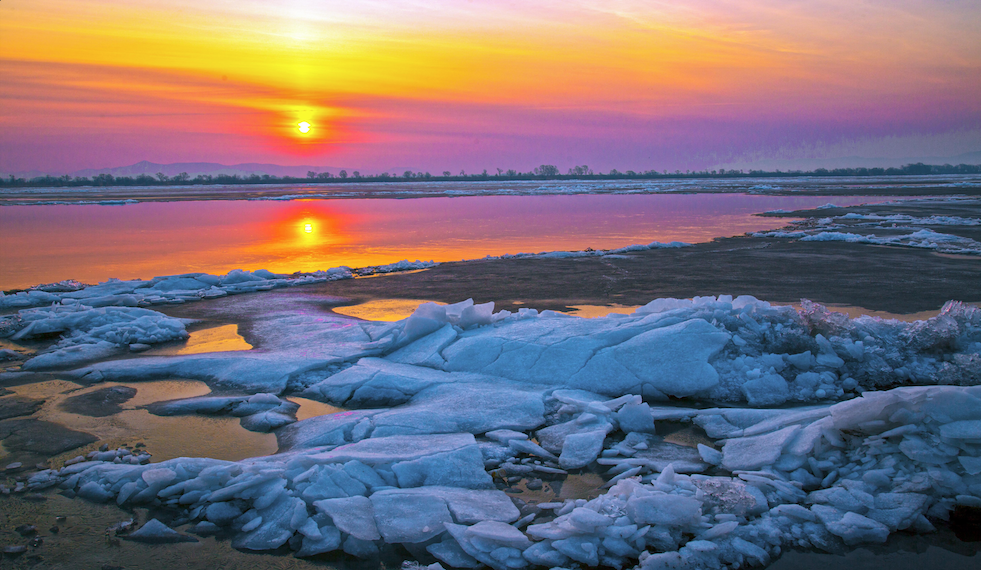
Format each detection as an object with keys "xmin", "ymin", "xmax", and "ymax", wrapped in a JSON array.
[
  {"xmin": 617, "ymin": 403, "xmax": 657, "ymax": 433},
  {"xmin": 573, "ymin": 318, "xmax": 730, "ymax": 397},
  {"xmin": 125, "ymin": 519, "xmax": 197, "ymax": 543},
  {"xmin": 958, "ymin": 455, "xmax": 981, "ymax": 475},
  {"xmin": 221, "ymin": 269, "xmax": 266, "ymax": 285},
  {"xmin": 741, "ymin": 373, "xmax": 790, "ymax": 406},
  {"xmin": 697, "ymin": 444, "xmax": 722, "ymax": 466},
  {"xmin": 77, "ymin": 481, "xmax": 113, "ymax": 502},
  {"xmin": 899, "ymin": 434, "xmax": 955, "ymax": 464},
  {"xmin": 393, "ymin": 445, "xmax": 493, "ymax": 489},
  {"xmin": 509, "ymin": 439, "xmax": 558, "ymax": 461},
  {"xmin": 465, "ymin": 520, "xmax": 532, "ymax": 550},
  {"xmin": 940, "ymin": 419, "xmax": 981, "ymax": 440},
  {"xmin": 206, "ymin": 502, "xmax": 243, "ymax": 525},
  {"xmin": 867, "ymin": 493, "xmax": 929, "ymax": 530},
  {"xmin": 445, "ymin": 521, "xmax": 532, "ymax": 570},
  {"xmin": 429, "ymin": 537, "xmax": 481, "ymax": 568},
  {"xmin": 24, "ymin": 341, "xmax": 120, "ymax": 371},
  {"xmin": 457, "ymin": 301, "xmax": 496, "ymax": 329},
  {"xmin": 149, "ymin": 276, "xmax": 211, "ymax": 292},
  {"xmin": 559, "ymin": 430, "xmax": 607, "ymax": 470},
  {"xmin": 485, "ymin": 429, "xmax": 528, "ymax": 444},
  {"xmin": 277, "ymin": 409, "xmax": 379, "ymax": 450},
  {"xmin": 626, "ymin": 493, "xmax": 701, "ymax": 526},
  {"xmin": 522, "ymin": 540, "xmax": 570, "ymax": 566},
  {"xmin": 371, "ymin": 382, "xmax": 545, "ymax": 437},
  {"xmin": 387, "ymin": 323, "xmax": 458, "ymax": 367},
  {"xmin": 313, "ymin": 433, "xmax": 478, "ymax": 464},
  {"xmin": 633, "ymin": 441, "xmax": 709, "ymax": 473},
  {"xmin": 371, "ymin": 489, "xmax": 453, "ymax": 543},
  {"xmin": 537, "ymin": 415, "xmax": 612, "ymax": 455},
  {"xmin": 722, "ymin": 425, "xmax": 801, "ymax": 471},
  {"xmin": 295, "ymin": 525, "xmax": 342, "ymax": 557},
  {"xmin": 314, "ymin": 496, "xmax": 380, "ymax": 540},
  {"xmin": 825, "ymin": 512, "xmax": 889, "ymax": 545}
]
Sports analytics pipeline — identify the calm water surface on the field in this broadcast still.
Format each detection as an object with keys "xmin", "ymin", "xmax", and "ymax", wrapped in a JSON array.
[{"xmin": 1, "ymin": 193, "xmax": 895, "ymax": 290}]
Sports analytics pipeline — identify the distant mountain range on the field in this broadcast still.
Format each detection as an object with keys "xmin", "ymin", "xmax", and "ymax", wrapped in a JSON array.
[{"xmin": 3, "ymin": 161, "xmax": 421, "ymax": 180}]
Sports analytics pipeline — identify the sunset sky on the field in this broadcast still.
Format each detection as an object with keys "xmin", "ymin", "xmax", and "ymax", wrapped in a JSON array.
[{"xmin": 1, "ymin": 0, "xmax": 979, "ymax": 175}]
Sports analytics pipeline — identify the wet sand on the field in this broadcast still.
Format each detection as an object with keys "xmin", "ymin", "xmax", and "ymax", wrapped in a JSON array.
[{"xmin": 316, "ymin": 237, "xmax": 979, "ymax": 315}]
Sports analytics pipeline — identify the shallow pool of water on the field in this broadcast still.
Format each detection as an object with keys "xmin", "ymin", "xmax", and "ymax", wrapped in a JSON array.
[
  {"xmin": 142, "ymin": 323, "xmax": 252, "ymax": 356},
  {"xmin": 331, "ymin": 299, "xmax": 445, "ymax": 322},
  {"xmin": 2, "ymin": 380, "xmax": 278, "ymax": 464}
]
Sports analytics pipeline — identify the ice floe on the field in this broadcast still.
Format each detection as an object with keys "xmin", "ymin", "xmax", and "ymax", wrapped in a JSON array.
[
  {"xmin": 14, "ymin": 291, "xmax": 980, "ymax": 568},
  {"xmin": 1, "ymin": 304, "xmax": 190, "ymax": 370},
  {"xmin": 754, "ymin": 197, "xmax": 981, "ymax": 255},
  {"xmin": 478, "ymin": 241, "xmax": 690, "ymax": 261},
  {"xmin": 0, "ymin": 268, "xmax": 355, "ymax": 310}
]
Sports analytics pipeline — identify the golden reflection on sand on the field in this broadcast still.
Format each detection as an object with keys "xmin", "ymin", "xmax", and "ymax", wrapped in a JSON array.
[{"xmin": 332, "ymin": 299, "xmax": 443, "ymax": 321}]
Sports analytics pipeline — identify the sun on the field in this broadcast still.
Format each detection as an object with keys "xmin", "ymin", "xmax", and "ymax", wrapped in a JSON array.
[
  {"xmin": 297, "ymin": 121, "xmax": 311, "ymax": 134},
  {"xmin": 303, "ymin": 222, "xmax": 313, "ymax": 233}
]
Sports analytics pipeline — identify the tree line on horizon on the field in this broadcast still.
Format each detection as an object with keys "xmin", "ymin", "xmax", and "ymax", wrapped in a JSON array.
[{"xmin": 2, "ymin": 162, "xmax": 979, "ymax": 188}]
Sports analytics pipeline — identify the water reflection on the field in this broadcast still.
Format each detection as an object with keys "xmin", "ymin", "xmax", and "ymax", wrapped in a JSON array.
[
  {"xmin": 286, "ymin": 396, "xmax": 347, "ymax": 421},
  {"xmin": 564, "ymin": 304, "xmax": 643, "ymax": 318},
  {"xmin": 142, "ymin": 324, "xmax": 252, "ymax": 356},
  {"xmin": 0, "ymin": 193, "xmax": 899, "ymax": 290},
  {"xmin": 4, "ymin": 380, "xmax": 278, "ymax": 464},
  {"xmin": 332, "ymin": 299, "xmax": 445, "ymax": 321}
]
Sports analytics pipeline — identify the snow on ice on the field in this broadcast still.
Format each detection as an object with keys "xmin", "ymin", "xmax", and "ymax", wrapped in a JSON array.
[{"xmin": 11, "ymin": 286, "xmax": 981, "ymax": 569}]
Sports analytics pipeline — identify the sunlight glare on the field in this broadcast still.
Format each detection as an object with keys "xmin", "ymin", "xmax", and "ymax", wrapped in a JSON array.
[
  {"xmin": 297, "ymin": 121, "xmax": 311, "ymax": 134},
  {"xmin": 303, "ymin": 222, "xmax": 313, "ymax": 233}
]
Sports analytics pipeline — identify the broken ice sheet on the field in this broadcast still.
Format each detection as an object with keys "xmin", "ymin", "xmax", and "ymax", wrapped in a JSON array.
[{"xmin": 10, "ymin": 289, "xmax": 980, "ymax": 569}]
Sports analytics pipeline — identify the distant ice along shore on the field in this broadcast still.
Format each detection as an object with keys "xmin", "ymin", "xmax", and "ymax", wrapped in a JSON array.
[
  {"xmin": 2, "ymin": 173, "xmax": 980, "ymax": 206},
  {"xmin": 754, "ymin": 197, "xmax": 981, "ymax": 256},
  {"xmin": 3, "ymin": 261, "xmax": 980, "ymax": 569}
]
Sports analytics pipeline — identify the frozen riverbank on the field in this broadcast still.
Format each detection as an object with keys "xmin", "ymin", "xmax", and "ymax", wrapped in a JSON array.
[
  {"xmin": 3, "ymin": 287, "xmax": 980, "ymax": 569},
  {"xmin": 2, "ymin": 174, "xmax": 979, "ymax": 206},
  {"xmin": 1, "ymin": 192, "xmax": 979, "ymax": 568}
]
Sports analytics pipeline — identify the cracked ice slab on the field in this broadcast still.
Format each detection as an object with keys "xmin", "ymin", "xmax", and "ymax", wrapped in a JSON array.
[
  {"xmin": 68, "ymin": 352, "xmax": 344, "ymax": 394},
  {"xmin": 12, "ymin": 292, "xmax": 981, "ymax": 570},
  {"xmin": 371, "ymin": 382, "xmax": 546, "ymax": 437},
  {"xmin": 307, "ymin": 433, "xmax": 479, "ymax": 464},
  {"xmin": 439, "ymin": 315, "xmax": 730, "ymax": 398},
  {"xmin": 573, "ymin": 318, "xmax": 731, "ymax": 397}
]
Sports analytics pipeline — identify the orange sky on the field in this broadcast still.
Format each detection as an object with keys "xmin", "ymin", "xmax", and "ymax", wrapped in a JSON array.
[{"xmin": 2, "ymin": 0, "xmax": 979, "ymax": 173}]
